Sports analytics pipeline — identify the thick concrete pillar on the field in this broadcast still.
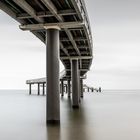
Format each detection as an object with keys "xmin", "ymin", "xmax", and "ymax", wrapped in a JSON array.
[
  {"xmin": 64, "ymin": 85, "xmax": 66, "ymax": 93},
  {"xmin": 38, "ymin": 83, "xmax": 40, "ymax": 95},
  {"xmin": 88, "ymin": 87, "xmax": 89, "ymax": 92},
  {"xmin": 61, "ymin": 80, "xmax": 64, "ymax": 97},
  {"xmin": 42, "ymin": 83, "xmax": 45, "ymax": 95},
  {"xmin": 68, "ymin": 80, "xmax": 71, "ymax": 98},
  {"xmin": 83, "ymin": 88, "xmax": 85, "ymax": 92},
  {"xmin": 46, "ymin": 27, "xmax": 60, "ymax": 124},
  {"xmin": 80, "ymin": 79, "xmax": 83, "ymax": 98},
  {"xmin": 71, "ymin": 59, "xmax": 80, "ymax": 108},
  {"xmin": 65, "ymin": 85, "xmax": 68, "ymax": 93},
  {"xmin": 29, "ymin": 84, "xmax": 31, "ymax": 95},
  {"xmin": 99, "ymin": 87, "xmax": 102, "ymax": 92},
  {"xmin": 60, "ymin": 83, "xmax": 62, "ymax": 94}
]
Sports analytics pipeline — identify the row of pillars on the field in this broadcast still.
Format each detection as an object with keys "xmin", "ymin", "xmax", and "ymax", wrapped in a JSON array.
[
  {"xmin": 28, "ymin": 83, "xmax": 101, "ymax": 96},
  {"xmin": 60, "ymin": 79, "xmax": 84, "ymax": 99},
  {"xmin": 29, "ymin": 83, "xmax": 45, "ymax": 96},
  {"xmin": 27, "ymin": 27, "xmax": 85, "ymax": 124},
  {"xmin": 83, "ymin": 87, "xmax": 102, "ymax": 92},
  {"xmin": 28, "ymin": 80, "xmax": 84, "ymax": 98},
  {"xmin": 46, "ymin": 28, "xmax": 85, "ymax": 124}
]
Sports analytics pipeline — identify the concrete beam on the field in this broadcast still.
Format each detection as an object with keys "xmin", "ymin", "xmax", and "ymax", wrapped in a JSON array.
[
  {"xmin": 60, "ymin": 42, "xmax": 69, "ymax": 56},
  {"xmin": 66, "ymin": 69, "xmax": 89, "ymax": 72},
  {"xmin": 40, "ymin": 0, "xmax": 81, "ymax": 56},
  {"xmin": 12, "ymin": 0, "xmax": 44, "ymax": 23},
  {"xmin": 17, "ymin": 9, "xmax": 76, "ymax": 19},
  {"xmin": 67, "ymin": 45, "xmax": 89, "ymax": 49},
  {"xmin": 0, "ymin": 1, "xmax": 46, "ymax": 43},
  {"xmin": 59, "ymin": 9, "xmax": 76, "ymax": 16},
  {"xmin": 60, "ymin": 56, "xmax": 92, "ymax": 60},
  {"xmin": 64, "ymin": 29, "xmax": 81, "ymax": 56},
  {"xmin": 40, "ymin": 0, "xmax": 63, "ymax": 21},
  {"xmin": 19, "ymin": 21, "xmax": 84, "ymax": 31},
  {"xmin": 31, "ymin": 31, "xmax": 45, "ymax": 43},
  {"xmin": 0, "ymin": 1, "xmax": 25, "ymax": 24},
  {"xmin": 60, "ymin": 37, "xmax": 87, "ymax": 42},
  {"xmin": 70, "ymin": 0, "xmax": 83, "ymax": 20},
  {"xmin": 83, "ymin": 26, "xmax": 93, "ymax": 56}
]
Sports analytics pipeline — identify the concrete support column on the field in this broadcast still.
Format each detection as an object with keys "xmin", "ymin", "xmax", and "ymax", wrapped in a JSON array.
[
  {"xmin": 83, "ymin": 88, "xmax": 85, "ymax": 92},
  {"xmin": 71, "ymin": 59, "xmax": 80, "ymax": 108},
  {"xmin": 88, "ymin": 87, "xmax": 89, "ymax": 92},
  {"xmin": 99, "ymin": 87, "xmax": 102, "ymax": 92},
  {"xmin": 29, "ymin": 84, "xmax": 31, "ymax": 95},
  {"xmin": 38, "ymin": 83, "xmax": 40, "ymax": 95},
  {"xmin": 80, "ymin": 79, "xmax": 83, "ymax": 98},
  {"xmin": 60, "ymin": 83, "xmax": 62, "ymax": 94},
  {"xmin": 64, "ymin": 85, "xmax": 66, "ymax": 93},
  {"xmin": 65, "ymin": 84, "xmax": 68, "ymax": 93},
  {"xmin": 61, "ymin": 80, "xmax": 64, "ymax": 97},
  {"xmin": 46, "ymin": 27, "xmax": 60, "ymax": 124},
  {"xmin": 42, "ymin": 83, "xmax": 45, "ymax": 95},
  {"xmin": 67, "ymin": 80, "xmax": 71, "ymax": 98}
]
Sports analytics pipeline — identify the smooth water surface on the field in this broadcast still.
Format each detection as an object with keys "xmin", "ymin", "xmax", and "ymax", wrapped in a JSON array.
[{"xmin": 0, "ymin": 90, "xmax": 140, "ymax": 140}]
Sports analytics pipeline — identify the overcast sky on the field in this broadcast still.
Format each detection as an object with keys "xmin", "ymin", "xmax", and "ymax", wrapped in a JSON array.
[{"xmin": 0, "ymin": 0, "xmax": 140, "ymax": 89}]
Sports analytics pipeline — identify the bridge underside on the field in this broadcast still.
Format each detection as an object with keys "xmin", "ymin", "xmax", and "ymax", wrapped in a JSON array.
[{"xmin": 0, "ymin": 0, "xmax": 93, "ymax": 124}]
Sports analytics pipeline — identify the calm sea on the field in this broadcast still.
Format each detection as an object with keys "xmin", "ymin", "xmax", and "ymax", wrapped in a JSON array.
[{"xmin": 0, "ymin": 90, "xmax": 140, "ymax": 140}]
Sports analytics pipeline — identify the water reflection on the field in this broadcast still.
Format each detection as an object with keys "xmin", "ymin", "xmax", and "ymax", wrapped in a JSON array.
[
  {"xmin": 46, "ymin": 96, "xmax": 90, "ymax": 140},
  {"xmin": 1, "ymin": 91, "xmax": 140, "ymax": 140},
  {"xmin": 47, "ymin": 125, "xmax": 61, "ymax": 140}
]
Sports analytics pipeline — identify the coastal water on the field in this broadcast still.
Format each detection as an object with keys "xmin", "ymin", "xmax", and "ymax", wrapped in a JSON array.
[{"xmin": 0, "ymin": 90, "xmax": 140, "ymax": 140}]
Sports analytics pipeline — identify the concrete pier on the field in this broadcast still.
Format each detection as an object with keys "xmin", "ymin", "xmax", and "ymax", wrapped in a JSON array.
[
  {"xmin": 0, "ymin": 0, "xmax": 93, "ymax": 126},
  {"xmin": 29, "ymin": 84, "xmax": 31, "ymax": 95},
  {"xmin": 61, "ymin": 80, "xmax": 64, "ymax": 97},
  {"xmin": 68, "ymin": 80, "xmax": 71, "ymax": 98},
  {"xmin": 99, "ymin": 87, "xmax": 102, "ymax": 92},
  {"xmin": 80, "ymin": 79, "xmax": 83, "ymax": 98},
  {"xmin": 37, "ymin": 83, "xmax": 40, "ymax": 95},
  {"xmin": 42, "ymin": 83, "xmax": 45, "ymax": 95},
  {"xmin": 60, "ymin": 83, "xmax": 62, "ymax": 94},
  {"xmin": 71, "ymin": 59, "xmax": 80, "ymax": 108},
  {"xmin": 46, "ymin": 28, "xmax": 60, "ymax": 124},
  {"xmin": 65, "ymin": 84, "xmax": 68, "ymax": 93}
]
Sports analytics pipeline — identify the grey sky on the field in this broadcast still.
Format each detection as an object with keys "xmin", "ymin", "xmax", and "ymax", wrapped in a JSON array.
[
  {"xmin": 85, "ymin": 0, "xmax": 140, "ymax": 89},
  {"xmin": 0, "ymin": 0, "xmax": 140, "ymax": 89}
]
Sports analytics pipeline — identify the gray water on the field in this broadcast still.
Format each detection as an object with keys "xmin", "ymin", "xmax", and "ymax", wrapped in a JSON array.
[{"xmin": 0, "ymin": 90, "xmax": 140, "ymax": 140}]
